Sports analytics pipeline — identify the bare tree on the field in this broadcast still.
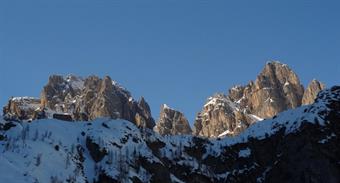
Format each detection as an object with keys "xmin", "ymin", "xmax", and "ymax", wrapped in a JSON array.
[
  {"xmin": 33, "ymin": 130, "xmax": 39, "ymax": 141},
  {"xmin": 65, "ymin": 153, "xmax": 71, "ymax": 169},
  {"xmin": 35, "ymin": 153, "xmax": 42, "ymax": 166},
  {"xmin": 21, "ymin": 125, "xmax": 30, "ymax": 143}
]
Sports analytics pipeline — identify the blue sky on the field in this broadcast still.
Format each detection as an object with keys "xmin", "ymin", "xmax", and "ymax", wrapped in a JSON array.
[{"xmin": 1, "ymin": 0, "xmax": 339, "ymax": 124}]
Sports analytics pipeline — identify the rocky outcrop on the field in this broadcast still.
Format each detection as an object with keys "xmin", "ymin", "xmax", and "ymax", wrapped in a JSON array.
[
  {"xmin": 193, "ymin": 94, "xmax": 251, "ymax": 137},
  {"xmin": 4, "ymin": 75, "xmax": 155, "ymax": 129},
  {"xmin": 154, "ymin": 104, "xmax": 192, "ymax": 135},
  {"xmin": 2, "ymin": 97, "xmax": 45, "ymax": 121},
  {"xmin": 69, "ymin": 75, "xmax": 129, "ymax": 121},
  {"xmin": 40, "ymin": 75, "xmax": 84, "ymax": 110},
  {"xmin": 86, "ymin": 136, "xmax": 108, "ymax": 162},
  {"xmin": 302, "ymin": 79, "xmax": 325, "ymax": 105},
  {"xmin": 52, "ymin": 113, "xmax": 73, "ymax": 121},
  {"xmin": 194, "ymin": 61, "xmax": 308, "ymax": 137},
  {"xmin": 231, "ymin": 61, "xmax": 304, "ymax": 118}
]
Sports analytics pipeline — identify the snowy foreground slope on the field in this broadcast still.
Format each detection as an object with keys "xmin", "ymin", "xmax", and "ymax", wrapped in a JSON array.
[{"xmin": 1, "ymin": 86, "xmax": 340, "ymax": 183}]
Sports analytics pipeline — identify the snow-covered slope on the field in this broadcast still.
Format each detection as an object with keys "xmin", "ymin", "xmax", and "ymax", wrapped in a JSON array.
[
  {"xmin": 1, "ymin": 86, "xmax": 340, "ymax": 183},
  {"xmin": 0, "ymin": 118, "xmax": 159, "ymax": 183}
]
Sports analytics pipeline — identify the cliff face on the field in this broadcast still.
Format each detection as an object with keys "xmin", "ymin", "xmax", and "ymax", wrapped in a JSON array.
[
  {"xmin": 242, "ymin": 61, "xmax": 304, "ymax": 118},
  {"xmin": 2, "ymin": 97, "xmax": 44, "ymax": 121},
  {"xmin": 193, "ymin": 94, "xmax": 251, "ymax": 137},
  {"xmin": 154, "ymin": 104, "xmax": 192, "ymax": 135},
  {"xmin": 4, "ymin": 75, "xmax": 155, "ymax": 129},
  {"xmin": 194, "ymin": 61, "xmax": 321, "ymax": 138},
  {"xmin": 302, "ymin": 79, "xmax": 326, "ymax": 105}
]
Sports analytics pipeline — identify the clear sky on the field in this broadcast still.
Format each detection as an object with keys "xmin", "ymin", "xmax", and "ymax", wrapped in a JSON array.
[{"xmin": 1, "ymin": 0, "xmax": 339, "ymax": 125}]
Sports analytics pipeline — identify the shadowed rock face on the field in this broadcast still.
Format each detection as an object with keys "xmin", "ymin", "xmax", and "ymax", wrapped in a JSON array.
[
  {"xmin": 194, "ymin": 61, "xmax": 317, "ymax": 138},
  {"xmin": 302, "ymin": 79, "xmax": 325, "ymax": 105},
  {"xmin": 4, "ymin": 75, "xmax": 155, "ymax": 129},
  {"xmin": 154, "ymin": 104, "xmax": 192, "ymax": 135},
  {"xmin": 70, "ymin": 75, "xmax": 126, "ymax": 120}
]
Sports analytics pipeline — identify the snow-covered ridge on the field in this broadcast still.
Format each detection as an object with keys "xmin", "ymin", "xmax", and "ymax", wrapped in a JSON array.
[
  {"xmin": 11, "ymin": 97, "xmax": 39, "ymax": 102},
  {"xmin": 163, "ymin": 104, "xmax": 172, "ymax": 110}
]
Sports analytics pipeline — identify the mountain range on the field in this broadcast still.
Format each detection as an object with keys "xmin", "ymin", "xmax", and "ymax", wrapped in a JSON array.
[
  {"xmin": 1, "ymin": 61, "xmax": 339, "ymax": 183},
  {"xmin": 3, "ymin": 61, "xmax": 325, "ymax": 137}
]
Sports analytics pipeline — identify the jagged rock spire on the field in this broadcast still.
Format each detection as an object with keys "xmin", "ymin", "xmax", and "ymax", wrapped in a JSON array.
[
  {"xmin": 302, "ymin": 79, "xmax": 325, "ymax": 105},
  {"xmin": 154, "ymin": 104, "xmax": 192, "ymax": 135}
]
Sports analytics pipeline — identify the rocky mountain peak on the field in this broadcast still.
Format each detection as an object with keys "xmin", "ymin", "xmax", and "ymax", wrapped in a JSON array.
[
  {"xmin": 138, "ymin": 97, "xmax": 150, "ymax": 115},
  {"xmin": 2, "ymin": 97, "xmax": 43, "ymax": 121},
  {"xmin": 248, "ymin": 61, "xmax": 304, "ymax": 117},
  {"xmin": 154, "ymin": 104, "xmax": 192, "ymax": 135},
  {"xmin": 193, "ymin": 93, "xmax": 251, "ymax": 137},
  {"xmin": 194, "ymin": 61, "xmax": 318, "ymax": 138},
  {"xmin": 3, "ymin": 74, "xmax": 155, "ymax": 129},
  {"xmin": 40, "ymin": 74, "xmax": 85, "ymax": 109},
  {"xmin": 302, "ymin": 79, "xmax": 326, "ymax": 105},
  {"xmin": 100, "ymin": 75, "xmax": 114, "ymax": 92},
  {"xmin": 257, "ymin": 61, "xmax": 301, "ymax": 88}
]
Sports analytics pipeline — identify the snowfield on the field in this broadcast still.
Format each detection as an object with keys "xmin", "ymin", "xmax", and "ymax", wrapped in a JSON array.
[{"xmin": 0, "ymin": 118, "xmax": 159, "ymax": 183}]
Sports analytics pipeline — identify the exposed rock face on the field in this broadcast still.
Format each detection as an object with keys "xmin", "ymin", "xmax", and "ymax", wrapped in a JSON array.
[
  {"xmin": 86, "ymin": 136, "xmax": 108, "ymax": 162},
  {"xmin": 70, "ymin": 75, "xmax": 128, "ymax": 121},
  {"xmin": 40, "ymin": 75, "xmax": 84, "ymax": 110},
  {"xmin": 4, "ymin": 75, "xmax": 155, "ymax": 129},
  {"xmin": 154, "ymin": 104, "xmax": 192, "ymax": 135},
  {"xmin": 302, "ymin": 79, "xmax": 325, "ymax": 105},
  {"xmin": 231, "ymin": 61, "xmax": 305, "ymax": 118},
  {"xmin": 3, "ymin": 97, "xmax": 45, "ymax": 121},
  {"xmin": 194, "ymin": 61, "xmax": 307, "ymax": 137},
  {"xmin": 193, "ymin": 94, "xmax": 251, "ymax": 137}
]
